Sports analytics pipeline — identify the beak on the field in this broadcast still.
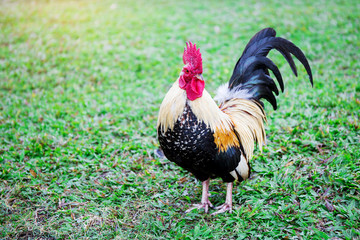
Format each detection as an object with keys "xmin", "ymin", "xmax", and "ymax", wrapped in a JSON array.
[{"xmin": 195, "ymin": 74, "xmax": 204, "ymax": 81}]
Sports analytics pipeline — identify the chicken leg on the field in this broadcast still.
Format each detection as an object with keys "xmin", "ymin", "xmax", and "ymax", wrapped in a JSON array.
[
  {"xmin": 212, "ymin": 182, "xmax": 233, "ymax": 215},
  {"xmin": 185, "ymin": 179, "xmax": 213, "ymax": 213}
]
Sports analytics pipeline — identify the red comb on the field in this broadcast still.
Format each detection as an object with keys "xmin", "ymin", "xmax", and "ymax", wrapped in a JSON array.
[{"xmin": 183, "ymin": 41, "xmax": 202, "ymax": 73}]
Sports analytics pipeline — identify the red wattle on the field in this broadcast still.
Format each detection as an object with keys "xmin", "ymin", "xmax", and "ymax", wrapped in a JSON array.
[{"xmin": 186, "ymin": 78, "xmax": 205, "ymax": 101}]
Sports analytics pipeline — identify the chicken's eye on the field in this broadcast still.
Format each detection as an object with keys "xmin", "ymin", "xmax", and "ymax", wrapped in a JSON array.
[{"xmin": 184, "ymin": 69, "xmax": 189, "ymax": 73}]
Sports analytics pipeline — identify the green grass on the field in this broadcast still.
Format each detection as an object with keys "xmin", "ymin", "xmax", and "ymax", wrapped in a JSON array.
[{"xmin": 1, "ymin": 0, "xmax": 359, "ymax": 239}]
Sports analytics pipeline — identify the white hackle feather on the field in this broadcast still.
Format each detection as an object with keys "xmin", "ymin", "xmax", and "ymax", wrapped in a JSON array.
[
  {"xmin": 157, "ymin": 79, "xmax": 234, "ymax": 134},
  {"xmin": 214, "ymin": 83, "xmax": 253, "ymax": 104},
  {"xmin": 219, "ymin": 98, "xmax": 266, "ymax": 161}
]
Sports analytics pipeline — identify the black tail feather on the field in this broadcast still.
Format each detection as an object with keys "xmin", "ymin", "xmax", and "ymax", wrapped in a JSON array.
[
  {"xmin": 241, "ymin": 28, "xmax": 276, "ymax": 57},
  {"xmin": 228, "ymin": 28, "xmax": 313, "ymax": 110}
]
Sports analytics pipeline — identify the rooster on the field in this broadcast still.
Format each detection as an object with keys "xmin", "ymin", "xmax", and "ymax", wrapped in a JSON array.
[{"xmin": 157, "ymin": 28, "xmax": 313, "ymax": 214}]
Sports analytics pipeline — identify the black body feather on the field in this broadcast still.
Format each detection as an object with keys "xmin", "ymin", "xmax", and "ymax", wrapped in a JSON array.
[
  {"xmin": 228, "ymin": 28, "xmax": 313, "ymax": 110},
  {"xmin": 158, "ymin": 104, "xmax": 242, "ymax": 182}
]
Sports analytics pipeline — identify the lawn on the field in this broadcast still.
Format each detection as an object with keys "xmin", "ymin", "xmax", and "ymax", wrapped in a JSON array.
[{"xmin": 0, "ymin": 0, "xmax": 359, "ymax": 239}]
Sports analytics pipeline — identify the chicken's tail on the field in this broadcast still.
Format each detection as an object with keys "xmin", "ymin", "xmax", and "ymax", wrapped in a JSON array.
[{"xmin": 214, "ymin": 28, "xmax": 313, "ymax": 110}]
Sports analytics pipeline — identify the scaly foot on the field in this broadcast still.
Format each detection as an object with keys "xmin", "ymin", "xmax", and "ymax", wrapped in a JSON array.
[
  {"xmin": 185, "ymin": 200, "xmax": 213, "ymax": 213},
  {"xmin": 185, "ymin": 179, "xmax": 213, "ymax": 213},
  {"xmin": 211, "ymin": 202, "xmax": 232, "ymax": 215},
  {"xmin": 211, "ymin": 182, "xmax": 233, "ymax": 215}
]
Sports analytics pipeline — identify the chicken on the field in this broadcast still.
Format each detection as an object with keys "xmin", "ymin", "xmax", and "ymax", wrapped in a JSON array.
[{"xmin": 157, "ymin": 28, "xmax": 313, "ymax": 214}]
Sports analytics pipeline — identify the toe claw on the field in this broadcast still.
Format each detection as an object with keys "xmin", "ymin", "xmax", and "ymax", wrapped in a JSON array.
[
  {"xmin": 211, "ymin": 203, "xmax": 232, "ymax": 215},
  {"xmin": 185, "ymin": 200, "xmax": 213, "ymax": 214},
  {"xmin": 185, "ymin": 205, "xmax": 197, "ymax": 213}
]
